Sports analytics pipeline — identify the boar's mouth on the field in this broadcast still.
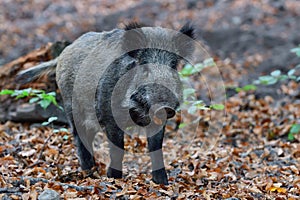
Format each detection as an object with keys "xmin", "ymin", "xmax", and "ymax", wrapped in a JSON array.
[
  {"xmin": 128, "ymin": 83, "xmax": 179, "ymax": 127},
  {"xmin": 129, "ymin": 106, "xmax": 176, "ymax": 127}
]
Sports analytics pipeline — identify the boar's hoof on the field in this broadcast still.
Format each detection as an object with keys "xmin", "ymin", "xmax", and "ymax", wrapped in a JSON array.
[
  {"xmin": 107, "ymin": 167, "xmax": 123, "ymax": 179},
  {"xmin": 152, "ymin": 168, "xmax": 169, "ymax": 185}
]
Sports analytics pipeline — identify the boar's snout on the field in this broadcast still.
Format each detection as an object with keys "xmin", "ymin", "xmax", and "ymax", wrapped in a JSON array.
[{"xmin": 128, "ymin": 83, "xmax": 179, "ymax": 126}]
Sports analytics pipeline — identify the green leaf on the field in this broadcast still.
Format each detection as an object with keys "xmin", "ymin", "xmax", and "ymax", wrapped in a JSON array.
[
  {"xmin": 183, "ymin": 88, "xmax": 196, "ymax": 99},
  {"xmin": 29, "ymin": 97, "xmax": 40, "ymax": 104},
  {"xmin": 210, "ymin": 104, "xmax": 225, "ymax": 110},
  {"xmin": 51, "ymin": 98, "xmax": 59, "ymax": 106},
  {"xmin": 42, "ymin": 116, "xmax": 58, "ymax": 126},
  {"xmin": 192, "ymin": 100, "xmax": 204, "ymax": 105},
  {"xmin": 288, "ymin": 69, "xmax": 295, "ymax": 76},
  {"xmin": 12, "ymin": 88, "xmax": 33, "ymax": 99},
  {"xmin": 270, "ymin": 70, "xmax": 281, "ymax": 77},
  {"xmin": 188, "ymin": 105, "xmax": 197, "ymax": 114},
  {"xmin": 258, "ymin": 76, "xmax": 278, "ymax": 85},
  {"xmin": 203, "ymin": 58, "xmax": 216, "ymax": 67},
  {"xmin": 288, "ymin": 124, "xmax": 300, "ymax": 141},
  {"xmin": 48, "ymin": 116, "xmax": 58, "ymax": 123},
  {"xmin": 63, "ymin": 135, "xmax": 69, "ymax": 140},
  {"xmin": 41, "ymin": 121, "xmax": 49, "ymax": 126},
  {"xmin": 178, "ymin": 123, "xmax": 187, "ymax": 129},
  {"xmin": 38, "ymin": 99, "xmax": 52, "ymax": 109},
  {"xmin": 196, "ymin": 104, "xmax": 209, "ymax": 110},
  {"xmin": 236, "ymin": 84, "xmax": 257, "ymax": 92},
  {"xmin": 278, "ymin": 75, "xmax": 288, "ymax": 81},
  {"xmin": 192, "ymin": 100, "xmax": 208, "ymax": 110},
  {"xmin": 58, "ymin": 105, "xmax": 64, "ymax": 111},
  {"xmin": 194, "ymin": 63, "xmax": 205, "ymax": 72},
  {"xmin": 242, "ymin": 84, "xmax": 257, "ymax": 91},
  {"xmin": 53, "ymin": 128, "xmax": 68, "ymax": 133},
  {"xmin": 0, "ymin": 89, "xmax": 15, "ymax": 95},
  {"xmin": 59, "ymin": 128, "xmax": 69, "ymax": 132},
  {"xmin": 288, "ymin": 75, "xmax": 297, "ymax": 80},
  {"xmin": 290, "ymin": 124, "xmax": 300, "ymax": 134},
  {"xmin": 291, "ymin": 47, "xmax": 300, "ymax": 57},
  {"xmin": 47, "ymin": 92, "xmax": 56, "ymax": 97},
  {"xmin": 288, "ymin": 132, "xmax": 295, "ymax": 141},
  {"xmin": 235, "ymin": 87, "xmax": 242, "ymax": 92},
  {"xmin": 181, "ymin": 64, "xmax": 195, "ymax": 76}
]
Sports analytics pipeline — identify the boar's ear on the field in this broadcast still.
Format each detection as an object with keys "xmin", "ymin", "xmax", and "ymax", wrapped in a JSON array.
[
  {"xmin": 123, "ymin": 22, "xmax": 147, "ymax": 57},
  {"xmin": 175, "ymin": 22, "xmax": 196, "ymax": 58}
]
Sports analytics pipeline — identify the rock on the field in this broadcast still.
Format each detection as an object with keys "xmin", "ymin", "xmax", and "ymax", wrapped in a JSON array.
[{"xmin": 38, "ymin": 189, "xmax": 60, "ymax": 200}]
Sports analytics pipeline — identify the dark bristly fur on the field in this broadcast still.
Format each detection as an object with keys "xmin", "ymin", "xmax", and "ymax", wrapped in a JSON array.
[
  {"xmin": 124, "ymin": 21, "xmax": 145, "ymax": 30},
  {"xmin": 16, "ymin": 22, "xmax": 195, "ymax": 185}
]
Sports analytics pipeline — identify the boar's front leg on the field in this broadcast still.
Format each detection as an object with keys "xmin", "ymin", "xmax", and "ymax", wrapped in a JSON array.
[
  {"xmin": 147, "ymin": 127, "xmax": 168, "ymax": 185},
  {"xmin": 106, "ymin": 124, "xmax": 124, "ymax": 179}
]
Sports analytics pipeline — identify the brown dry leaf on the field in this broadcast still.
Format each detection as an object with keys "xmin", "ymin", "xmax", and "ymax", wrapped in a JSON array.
[
  {"xmin": 268, "ymin": 186, "xmax": 287, "ymax": 194},
  {"xmin": 29, "ymin": 189, "xmax": 38, "ymax": 200},
  {"xmin": 21, "ymin": 193, "xmax": 30, "ymax": 200},
  {"xmin": 45, "ymin": 148, "xmax": 59, "ymax": 156}
]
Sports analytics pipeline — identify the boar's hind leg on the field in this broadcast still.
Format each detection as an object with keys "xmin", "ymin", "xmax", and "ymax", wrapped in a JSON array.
[
  {"xmin": 71, "ymin": 124, "xmax": 96, "ymax": 170},
  {"xmin": 147, "ymin": 128, "xmax": 168, "ymax": 185},
  {"xmin": 106, "ymin": 125, "xmax": 124, "ymax": 179}
]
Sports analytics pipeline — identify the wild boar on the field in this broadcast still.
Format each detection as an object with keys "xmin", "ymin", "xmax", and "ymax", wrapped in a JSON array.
[{"xmin": 17, "ymin": 22, "xmax": 195, "ymax": 184}]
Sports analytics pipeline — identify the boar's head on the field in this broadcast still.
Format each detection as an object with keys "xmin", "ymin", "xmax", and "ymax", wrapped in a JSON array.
[{"xmin": 115, "ymin": 22, "xmax": 196, "ymax": 127}]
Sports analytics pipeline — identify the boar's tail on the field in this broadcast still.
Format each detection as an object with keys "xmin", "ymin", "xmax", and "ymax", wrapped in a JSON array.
[{"xmin": 16, "ymin": 58, "xmax": 58, "ymax": 84}]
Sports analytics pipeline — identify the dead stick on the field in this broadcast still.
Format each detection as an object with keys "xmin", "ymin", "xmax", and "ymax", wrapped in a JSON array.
[
  {"xmin": 0, "ymin": 187, "xmax": 20, "ymax": 193},
  {"xmin": 28, "ymin": 131, "xmax": 55, "ymax": 168},
  {"xmin": 11, "ymin": 176, "xmax": 108, "ymax": 192}
]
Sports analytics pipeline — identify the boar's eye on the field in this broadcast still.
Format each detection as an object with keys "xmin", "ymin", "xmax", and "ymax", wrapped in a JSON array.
[{"xmin": 169, "ymin": 59, "xmax": 178, "ymax": 69}]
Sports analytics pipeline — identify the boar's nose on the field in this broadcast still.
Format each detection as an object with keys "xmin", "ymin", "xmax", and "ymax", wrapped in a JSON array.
[{"xmin": 154, "ymin": 106, "xmax": 176, "ymax": 119}]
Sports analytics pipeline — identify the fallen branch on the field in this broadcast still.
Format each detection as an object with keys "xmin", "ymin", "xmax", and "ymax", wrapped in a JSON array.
[
  {"xmin": 0, "ymin": 187, "xmax": 21, "ymax": 194},
  {"xmin": 10, "ymin": 176, "xmax": 108, "ymax": 192}
]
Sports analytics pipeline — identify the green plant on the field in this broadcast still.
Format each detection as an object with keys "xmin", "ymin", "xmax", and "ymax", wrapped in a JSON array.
[
  {"xmin": 44, "ymin": 117, "xmax": 69, "ymax": 133},
  {"xmin": 288, "ymin": 124, "xmax": 300, "ymax": 141},
  {"xmin": 179, "ymin": 58, "xmax": 224, "ymax": 115},
  {"xmin": 0, "ymin": 88, "xmax": 62, "ymax": 110},
  {"xmin": 253, "ymin": 68, "xmax": 300, "ymax": 85},
  {"xmin": 234, "ymin": 84, "xmax": 257, "ymax": 92},
  {"xmin": 178, "ymin": 58, "xmax": 224, "ymax": 129},
  {"xmin": 253, "ymin": 46, "xmax": 300, "ymax": 85},
  {"xmin": 234, "ymin": 46, "xmax": 300, "ymax": 92},
  {"xmin": 41, "ymin": 116, "xmax": 69, "ymax": 139},
  {"xmin": 291, "ymin": 45, "xmax": 300, "ymax": 57},
  {"xmin": 179, "ymin": 58, "xmax": 216, "ymax": 78}
]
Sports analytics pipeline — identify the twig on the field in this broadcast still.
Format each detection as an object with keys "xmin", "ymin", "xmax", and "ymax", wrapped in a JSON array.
[
  {"xmin": 11, "ymin": 176, "xmax": 108, "ymax": 192},
  {"xmin": 28, "ymin": 131, "xmax": 55, "ymax": 168},
  {"xmin": 0, "ymin": 187, "xmax": 20, "ymax": 193}
]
